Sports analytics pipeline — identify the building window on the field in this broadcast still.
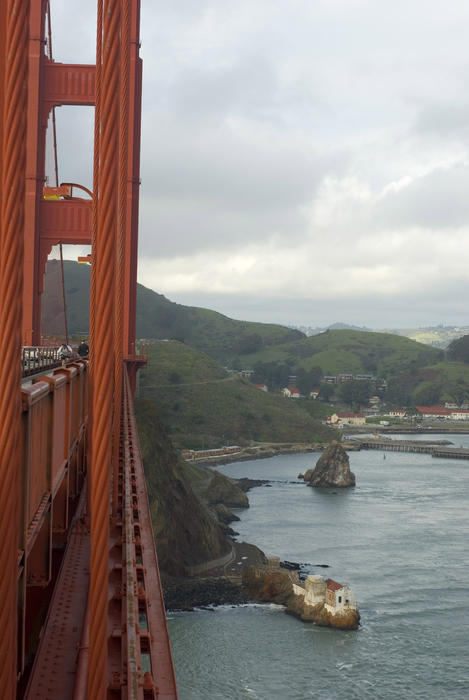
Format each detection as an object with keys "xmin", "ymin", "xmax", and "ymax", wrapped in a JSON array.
[{"xmin": 338, "ymin": 596, "xmax": 342, "ymax": 603}]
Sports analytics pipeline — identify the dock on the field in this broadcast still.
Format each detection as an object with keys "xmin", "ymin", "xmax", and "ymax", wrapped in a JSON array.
[{"xmin": 354, "ymin": 440, "xmax": 469, "ymax": 460}]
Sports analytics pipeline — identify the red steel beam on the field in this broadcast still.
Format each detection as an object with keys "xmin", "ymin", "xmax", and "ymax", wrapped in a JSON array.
[
  {"xmin": 0, "ymin": 0, "xmax": 30, "ymax": 694},
  {"xmin": 42, "ymin": 57, "xmax": 95, "ymax": 107}
]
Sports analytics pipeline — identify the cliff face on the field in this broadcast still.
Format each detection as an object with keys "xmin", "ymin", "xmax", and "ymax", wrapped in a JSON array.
[
  {"xmin": 304, "ymin": 442, "xmax": 355, "ymax": 487},
  {"xmin": 135, "ymin": 399, "xmax": 232, "ymax": 577}
]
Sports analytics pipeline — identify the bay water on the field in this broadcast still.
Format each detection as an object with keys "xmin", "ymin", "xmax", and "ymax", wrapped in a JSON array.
[{"xmin": 168, "ymin": 435, "xmax": 469, "ymax": 699}]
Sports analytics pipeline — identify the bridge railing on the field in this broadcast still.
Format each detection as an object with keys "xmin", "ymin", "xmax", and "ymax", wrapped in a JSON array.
[
  {"xmin": 21, "ymin": 345, "xmax": 63, "ymax": 377},
  {"xmin": 18, "ymin": 360, "xmax": 88, "ymax": 680}
]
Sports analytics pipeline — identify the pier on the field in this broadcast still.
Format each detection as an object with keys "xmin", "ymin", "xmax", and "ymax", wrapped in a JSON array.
[{"xmin": 355, "ymin": 440, "xmax": 469, "ymax": 460}]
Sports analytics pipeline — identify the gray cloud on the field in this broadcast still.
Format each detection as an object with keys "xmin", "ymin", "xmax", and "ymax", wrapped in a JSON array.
[{"xmin": 51, "ymin": 0, "xmax": 469, "ymax": 328}]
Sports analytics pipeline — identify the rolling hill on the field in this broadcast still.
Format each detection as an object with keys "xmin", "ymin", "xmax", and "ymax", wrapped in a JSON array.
[
  {"xmin": 43, "ymin": 260, "xmax": 469, "ymax": 409},
  {"xmin": 42, "ymin": 260, "xmax": 304, "ymax": 361},
  {"xmin": 238, "ymin": 328, "xmax": 444, "ymax": 379}
]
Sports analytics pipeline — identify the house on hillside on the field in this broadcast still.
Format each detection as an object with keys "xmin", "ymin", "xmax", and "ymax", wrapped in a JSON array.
[
  {"xmin": 282, "ymin": 386, "xmax": 301, "ymax": 398},
  {"xmin": 310, "ymin": 389, "xmax": 320, "ymax": 399},
  {"xmin": 389, "ymin": 409, "xmax": 406, "ymax": 418},
  {"xmin": 337, "ymin": 373, "xmax": 353, "ymax": 382},
  {"xmin": 254, "ymin": 383, "xmax": 268, "ymax": 392}
]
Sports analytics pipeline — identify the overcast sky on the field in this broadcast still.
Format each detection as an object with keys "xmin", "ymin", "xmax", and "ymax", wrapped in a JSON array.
[{"xmin": 50, "ymin": 1, "xmax": 469, "ymax": 329}]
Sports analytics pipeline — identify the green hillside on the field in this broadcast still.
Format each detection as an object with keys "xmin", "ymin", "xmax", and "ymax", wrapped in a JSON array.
[
  {"xmin": 42, "ymin": 260, "xmax": 304, "ymax": 360},
  {"xmin": 387, "ymin": 360, "xmax": 469, "ymax": 406},
  {"xmin": 140, "ymin": 340, "xmax": 227, "ymax": 386},
  {"xmin": 240, "ymin": 329, "xmax": 443, "ymax": 378},
  {"xmin": 138, "ymin": 341, "xmax": 337, "ymax": 449}
]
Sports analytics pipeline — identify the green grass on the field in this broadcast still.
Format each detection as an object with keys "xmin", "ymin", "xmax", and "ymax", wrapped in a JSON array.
[
  {"xmin": 409, "ymin": 361, "xmax": 469, "ymax": 404},
  {"xmin": 139, "ymin": 340, "xmax": 227, "ymax": 386},
  {"xmin": 143, "ymin": 378, "xmax": 337, "ymax": 449},
  {"xmin": 426, "ymin": 361, "xmax": 469, "ymax": 382},
  {"xmin": 137, "ymin": 339, "xmax": 337, "ymax": 449}
]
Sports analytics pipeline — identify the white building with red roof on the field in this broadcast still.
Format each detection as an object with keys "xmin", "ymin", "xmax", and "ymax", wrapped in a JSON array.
[
  {"xmin": 282, "ymin": 386, "xmax": 301, "ymax": 398},
  {"xmin": 295, "ymin": 575, "xmax": 357, "ymax": 613},
  {"xmin": 448, "ymin": 409, "xmax": 469, "ymax": 420},
  {"xmin": 329, "ymin": 412, "xmax": 366, "ymax": 426},
  {"xmin": 416, "ymin": 406, "xmax": 452, "ymax": 419},
  {"xmin": 325, "ymin": 578, "xmax": 356, "ymax": 613}
]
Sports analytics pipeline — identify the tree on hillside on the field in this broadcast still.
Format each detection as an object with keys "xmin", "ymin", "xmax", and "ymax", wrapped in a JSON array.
[
  {"xmin": 296, "ymin": 366, "xmax": 323, "ymax": 395},
  {"xmin": 450, "ymin": 380, "xmax": 468, "ymax": 407},
  {"xmin": 447, "ymin": 334, "xmax": 469, "ymax": 363},
  {"xmin": 236, "ymin": 333, "xmax": 263, "ymax": 355},
  {"xmin": 385, "ymin": 373, "xmax": 420, "ymax": 407},
  {"xmin": 319, "ymin": 384, "xmax": 335, "ymax": 401},
  {"xmin": 339, "ymin": 380, "xmax": 371, "ymax": 409},
  {"xmin": 413, "ymin": 384, "xmax": 442, "ymax": 406},
  {"xmin": 252, "ymin": 361, "xmax": 292, "ymax": 390}
]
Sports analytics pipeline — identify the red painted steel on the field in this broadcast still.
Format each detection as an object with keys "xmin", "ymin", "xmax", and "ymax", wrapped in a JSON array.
[
  {"xmin": 0, "ymin": 0, "xmax": 30, "ymax": 694},
  {"xmin": 124, "ymin": 0, "xmax": 143, "ymax": 356},
  {"xmin": 0, "ymin": 2, "xmax": 178, "ymax": 696},
  {"xmin": 23, "ymin": 5, "xmax": 95, "ymax": 346},
  {"xmin": 25, "ymin": 488, "xmax": 90, "ymax": 699},
  {"xmin": 18, "ymin": 364, "xmax": 88, "ymax": 693},
  {"xmin": 88, "ymin": 0, "xmax": 120, "ymax": 694},
  {"xmin": 122, "ymin": 368, "xmax": 178, "ymax": 697},
  {"xmin": 113, "ymin": 0, "xmax": 130, "ymax": 517},
  {"xmin": 42, "ymin": 57, "xmax": 95, "ymax": 106},
  {"xmin": 24, "ymin": 0, "xmax": 48, "ymax": 346}
]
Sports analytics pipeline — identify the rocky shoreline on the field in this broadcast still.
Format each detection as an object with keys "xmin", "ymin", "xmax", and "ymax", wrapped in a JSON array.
[
  {"xmin": 162, "ymin": 576, "xmax": 251, "ymax": 610},
  {"xmin": 164, "ymin": 443, "xmax": 360, "ymax": 627}
]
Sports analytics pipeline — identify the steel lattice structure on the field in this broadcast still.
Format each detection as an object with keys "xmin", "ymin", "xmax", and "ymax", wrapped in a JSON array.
[{"xmin": 0, "ymin": 1, "xmax": 178, "ymax": 696}]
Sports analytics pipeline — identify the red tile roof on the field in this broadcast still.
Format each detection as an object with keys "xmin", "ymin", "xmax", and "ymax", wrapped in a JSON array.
[
  {"xmin": 416, "ymin": 406, "xmax": 451, "ymax": 415},
  {"xmin": 337, "ymin": 412, "xmax": 365, "ymax": 418},
  {"xmin": 326, "ymin": 578, "xmax": 343, "ymax": 592}
]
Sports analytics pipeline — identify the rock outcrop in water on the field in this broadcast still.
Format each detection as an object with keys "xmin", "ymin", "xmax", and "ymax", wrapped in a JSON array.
[{"xmin": 304, "ymin": 441, "xmax": 355, "ymax": 487}]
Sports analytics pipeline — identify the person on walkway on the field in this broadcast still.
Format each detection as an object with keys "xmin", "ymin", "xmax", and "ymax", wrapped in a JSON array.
[
  {"xmin": 58, "ymin": 342, "xmax": 73, "ymax": 365},
  {"xmin": 77, "ymin": 339, "xmax": 89, "ymax": 358}
]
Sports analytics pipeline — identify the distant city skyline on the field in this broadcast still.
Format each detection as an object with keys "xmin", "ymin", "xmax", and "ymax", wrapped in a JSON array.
[{"xmin": 52, "ymin": 1, "xmax": 469, "ymax": 330}]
